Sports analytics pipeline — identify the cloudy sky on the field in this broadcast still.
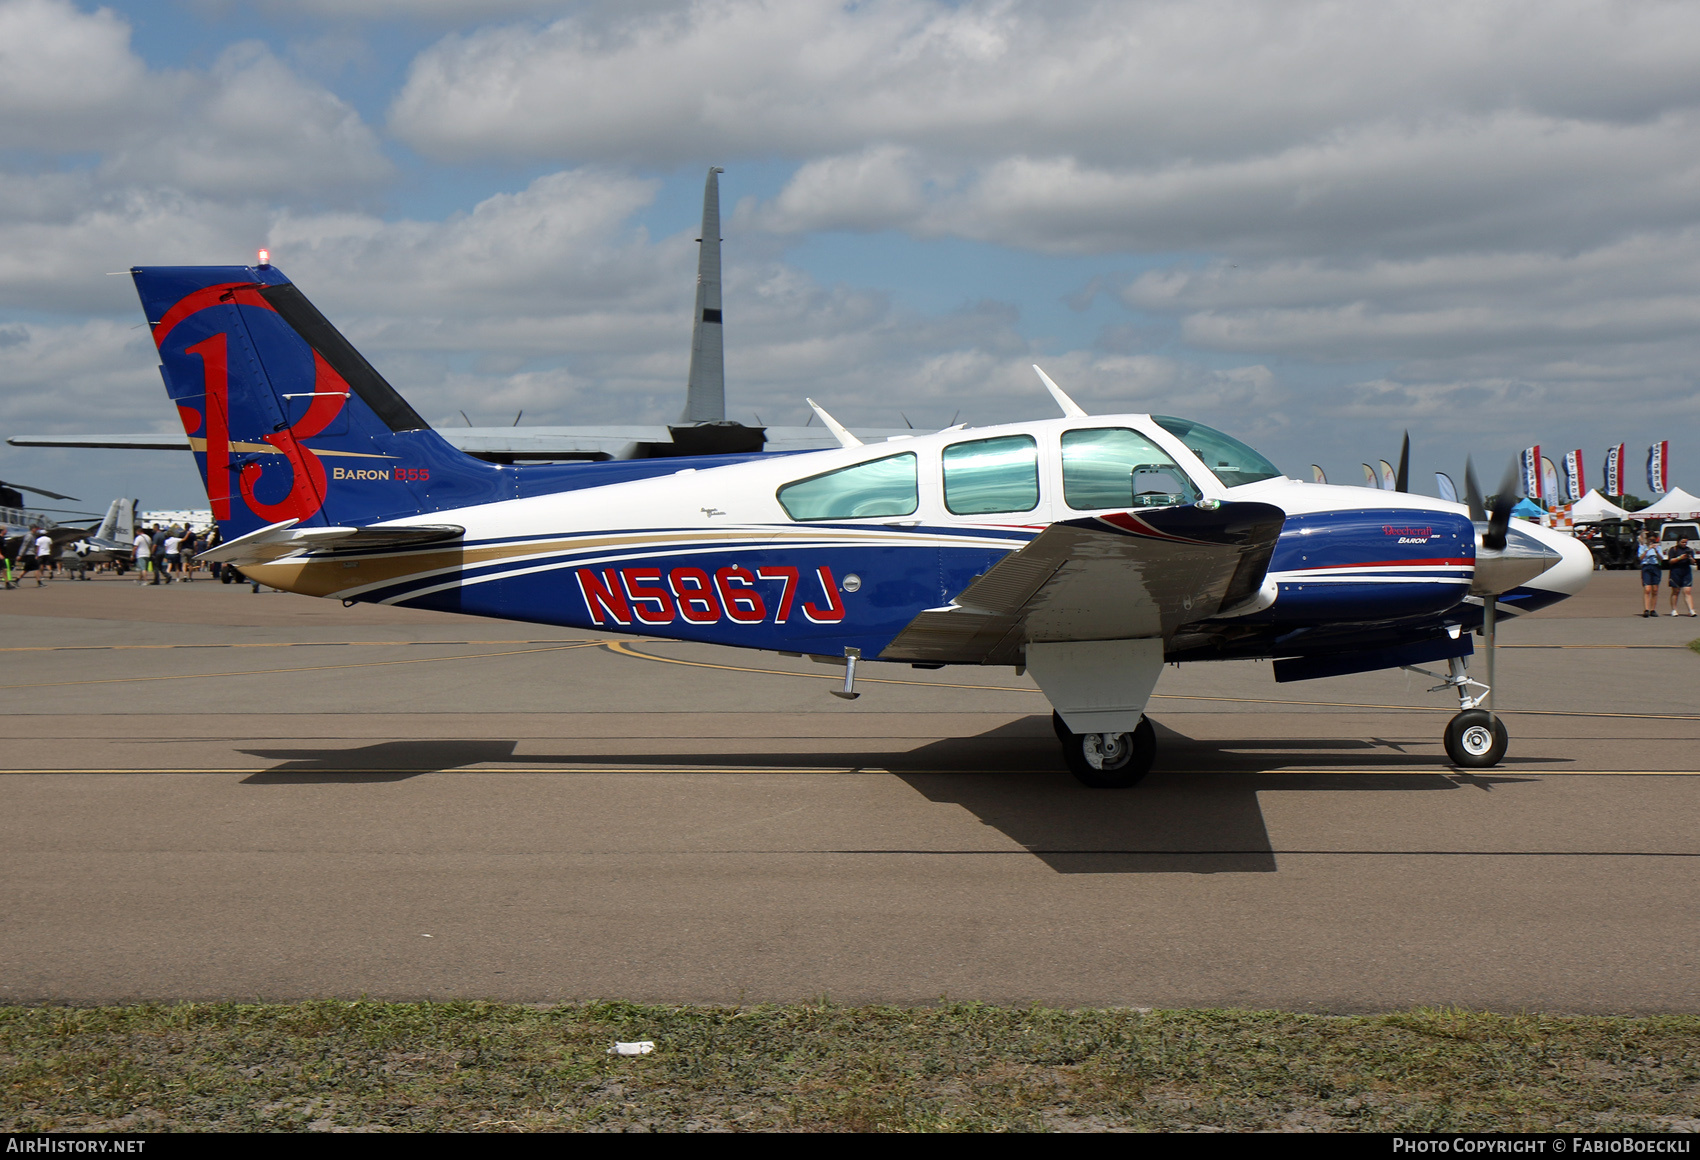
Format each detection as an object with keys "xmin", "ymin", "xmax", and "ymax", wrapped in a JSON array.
[{"xmin": 2, "ymin": 0, "xmax": 1697, "ymax": 513}]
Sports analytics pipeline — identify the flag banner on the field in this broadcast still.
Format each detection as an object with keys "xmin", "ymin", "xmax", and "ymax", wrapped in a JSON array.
[
  {"xmin": 1603, "ymin": 443, "xmax": 1624, "ymax": 495},
  {"xmin": 1562, "ymin": 449, "xmax": 1583, "ymax": 503},
  {"xmin": 1435, "ymin": 472, "xmax": 1457, "ymax": 504},
  {"xmin": 1361, "ymin": 463, "xmax": 1378, "ymax": 489},
  {"xmin": 1541, "ymin": 456, "xmax": 1559, "ymax": 507},
  {"xmin": 1311, "ymin": 464, "xmax": 1327, "ymax": 485},
  {"xmin": 1379, "ymin": 459, "xmax": 1396, "ymax": 490},
  {"xmin": 1648, "ymin": 441, "xmax": 1669, "ymax": 494},
  {"xmin": 1521, "ymin": 445, "xmax": 1541, "ymax": 499}
]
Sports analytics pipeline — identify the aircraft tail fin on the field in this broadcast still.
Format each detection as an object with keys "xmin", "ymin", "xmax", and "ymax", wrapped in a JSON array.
[
  {"xmin": 682, "ymin": 166, "xmax": 726, "ymax": 424},
  {"xmin": 94, "ymin": 499, "xmax": 122, "ymax": 542},
  {"xmin": 131, "ymin": 265, "xmax": 509, "ymax": 542}
]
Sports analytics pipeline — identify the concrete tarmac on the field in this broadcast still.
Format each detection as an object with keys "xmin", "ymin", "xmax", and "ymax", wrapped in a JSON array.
[{"xmin": 1, "ymin": 571, "xmax": 1696, "ymax": 1011}]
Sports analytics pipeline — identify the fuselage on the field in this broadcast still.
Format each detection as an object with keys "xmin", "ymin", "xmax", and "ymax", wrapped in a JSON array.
[{"xmin": 244, "ymin": 412, "xmax": 1593, "ymax": 667}]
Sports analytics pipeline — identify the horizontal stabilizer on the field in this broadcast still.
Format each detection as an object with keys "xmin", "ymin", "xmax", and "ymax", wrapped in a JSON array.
[{"xmin": 199, "ymin": 518, "xmax": 463, "ymax": 566}]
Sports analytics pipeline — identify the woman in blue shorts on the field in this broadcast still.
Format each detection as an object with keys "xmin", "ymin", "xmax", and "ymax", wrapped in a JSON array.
[
  {"xmin": 1666, "ymin": 534, "xmax": 1695, "ymax": 616},
  {"xmin": 1639, "ymin": 532, "xmax": 1663, "ymax": 617}
]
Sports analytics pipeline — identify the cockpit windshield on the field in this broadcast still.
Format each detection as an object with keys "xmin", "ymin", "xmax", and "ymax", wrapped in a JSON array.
[{"xmin": 1153, "ymin": 417, "xmax": 1284, "ymax": 488}]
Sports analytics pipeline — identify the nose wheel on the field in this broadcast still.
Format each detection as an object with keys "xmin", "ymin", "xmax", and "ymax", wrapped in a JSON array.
[
  {"xmin": 1053, "ymin": 711, "xmax": 1156, "ymax": 788},
  {"xmin": 1444, "ymin": 709, "xmax": 1507, "ymax": 768}
]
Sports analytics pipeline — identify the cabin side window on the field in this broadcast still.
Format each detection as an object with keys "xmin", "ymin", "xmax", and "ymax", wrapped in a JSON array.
[
  {"xmin": 942, "ymin": 434, "xmax": 1040, "ymax": 515},
  {"xmin": 777, "ymin": 452, "xmax": 919, "ymax": 520},
  {"xmin": 1061, "ymin": 428, "xmax": 1201, "ymax": 510}
]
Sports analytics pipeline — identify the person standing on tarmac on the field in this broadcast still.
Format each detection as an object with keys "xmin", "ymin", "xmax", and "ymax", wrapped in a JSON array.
[
  {"xmin": 1638, "ymin": 530, "xmax": 1664, "ymax": 617},
  {"xmin": 1666, "ymin": 534, "xmax": 1696, "ymax": 616},
  {"xmin": 19, "ymin": 525, "xmax": 41, "ymax": 586},
  {"xmin": 133, "ymin": 526, "xmax": 152, "ymax": 586},
  {"xmin": 33, "ymin": 529, "xmax": 52, "ymax": 585},
  {"xmin": 149, "ymin": 526, "xmax": 171, "ymax": 585}
]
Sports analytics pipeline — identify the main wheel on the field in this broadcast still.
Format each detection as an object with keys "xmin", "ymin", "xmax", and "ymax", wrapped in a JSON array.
[
  {"xmin": 1444, "ymin": 709, "xmax": 1508, "ymax": 768},
  {"xmin": 1054, "ymin": 711, "xmax": 1156, "ymax": 788}
]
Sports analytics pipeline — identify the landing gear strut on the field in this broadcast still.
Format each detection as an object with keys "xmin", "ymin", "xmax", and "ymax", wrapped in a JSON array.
[
  {"xmin": 1410, "ymin": 597, "xmax": 1510, "ymax": 769},
  {"xmin": 1053, "ymin": 711, "xmax": 1155, "ymax": 788}
]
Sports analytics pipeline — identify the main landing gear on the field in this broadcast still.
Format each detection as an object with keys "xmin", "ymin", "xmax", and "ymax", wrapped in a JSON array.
[{"xmin": 1053, "ymin": 711, "xmax": 1156, "ymax": 788}]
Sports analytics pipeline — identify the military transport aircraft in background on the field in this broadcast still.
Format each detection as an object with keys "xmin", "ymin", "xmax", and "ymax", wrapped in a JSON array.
[
  {"xmin": 8, "ymin": 168, "xmax": 902, "ymax": 465},
  {"xmin": 103, "ymin": 256, "xmax": 1591, "ymax": 785}
]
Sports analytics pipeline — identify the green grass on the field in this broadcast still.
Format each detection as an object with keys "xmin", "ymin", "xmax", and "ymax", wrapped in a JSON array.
[
  {"xmin": 1687, "ymin": 637, "xmax": 1700, "ymax": 655},
  {"xmin": 2, "ymin": 1002, "xmax": 1697, "ymax": 1132}
]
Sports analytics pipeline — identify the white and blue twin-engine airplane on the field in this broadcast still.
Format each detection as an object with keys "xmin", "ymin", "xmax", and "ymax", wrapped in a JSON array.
[{"xmin": 130, "ymin": 262, "xmax": 1590, "ymax": 786}]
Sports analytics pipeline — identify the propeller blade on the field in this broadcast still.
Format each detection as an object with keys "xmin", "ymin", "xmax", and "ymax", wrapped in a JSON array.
[
  {"xmin": 1463, "ymin": 458, "xmax": 1486, "ymax": 522},
  {"xmin": 1395, "ymin": 431, "xmax": 1410, "ymax": 493},
  {"xmin": 1483, "ymin": 458, "xmax": 1522, "ymax": 552},
  {"xmin": 0, "ymin": 480, "xmax": 80, "ymax": 502}
]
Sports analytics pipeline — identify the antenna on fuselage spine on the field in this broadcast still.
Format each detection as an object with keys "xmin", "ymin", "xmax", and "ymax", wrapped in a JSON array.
[
  {"xmin": 804, "ymin": 398, "xmax": 863, "ymax": 448},
  {"xmin": 1032, "ymin": 365, "xmax": 1088, "ymax": 418}
]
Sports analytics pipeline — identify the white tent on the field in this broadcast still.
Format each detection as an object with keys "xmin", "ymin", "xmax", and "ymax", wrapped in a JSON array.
[
  {"xmin": 1569, "ymin": 489, "xmax": 1631, "ymax": 520},
  {"xmin": 1637, "ymin": 487, "xmax": 1700, "ymax": 520}
]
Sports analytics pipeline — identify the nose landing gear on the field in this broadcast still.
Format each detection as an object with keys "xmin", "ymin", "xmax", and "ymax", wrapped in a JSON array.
[{"xmin": 1407, "ymin": 596, "xmax": 1509, "ymax": 770}]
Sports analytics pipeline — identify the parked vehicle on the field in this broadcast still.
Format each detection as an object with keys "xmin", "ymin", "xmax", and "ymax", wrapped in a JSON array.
[
  {"xmin": 1574, "ymin": 519, "xmax": 1641, "ymax": 569},
  {"xmin": 1657, "ymin": 520, "xmax": 1700, "ymax": 550}
]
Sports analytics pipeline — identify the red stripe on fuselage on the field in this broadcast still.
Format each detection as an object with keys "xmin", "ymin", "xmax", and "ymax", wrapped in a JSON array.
[{"xmin": 1302, "ymin": 558, "xmax": 1474, "ymax": 570}]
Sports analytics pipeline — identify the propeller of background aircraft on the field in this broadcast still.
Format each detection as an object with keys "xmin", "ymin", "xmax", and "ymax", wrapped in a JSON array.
[{"xmin": 0, "ymin": 479, "xmax": 80, "ymax": 504}]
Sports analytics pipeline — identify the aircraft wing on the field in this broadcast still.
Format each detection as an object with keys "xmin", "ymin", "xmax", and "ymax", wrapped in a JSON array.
[
  {"xmin": 880, "ymin": 501, "xmax": 1286, "ymax": 666},
  {"xmin": 45, "ymin": 525, "xmax": 95, "ymax": 549}
]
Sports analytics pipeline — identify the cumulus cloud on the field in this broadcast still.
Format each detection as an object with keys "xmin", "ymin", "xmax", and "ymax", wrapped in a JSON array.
[
  {"xmin": 1118, "ymin": 230, "xmax": 1700, "ymax": 361},
  {"xmin": 387, "ymin": 0, "xmax": 1700, "ymax": 292},
  {"xmin": 0, "ymin": 0, "xmax": 161, "ymax": 149},
  {"xmin": 269, "ymin": 0, "xmax": 682, "ymax": 20},
  {"xmin": 391, "ymin": 7, "xmax": 1694, "ymax": 155},
  {"xmin": 0, "ymin": 0, "xmax": 390, "ymax": 199},
  {"xmin": 101, "ymin": 42, "xmax": 392, "ymax": 197}
]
